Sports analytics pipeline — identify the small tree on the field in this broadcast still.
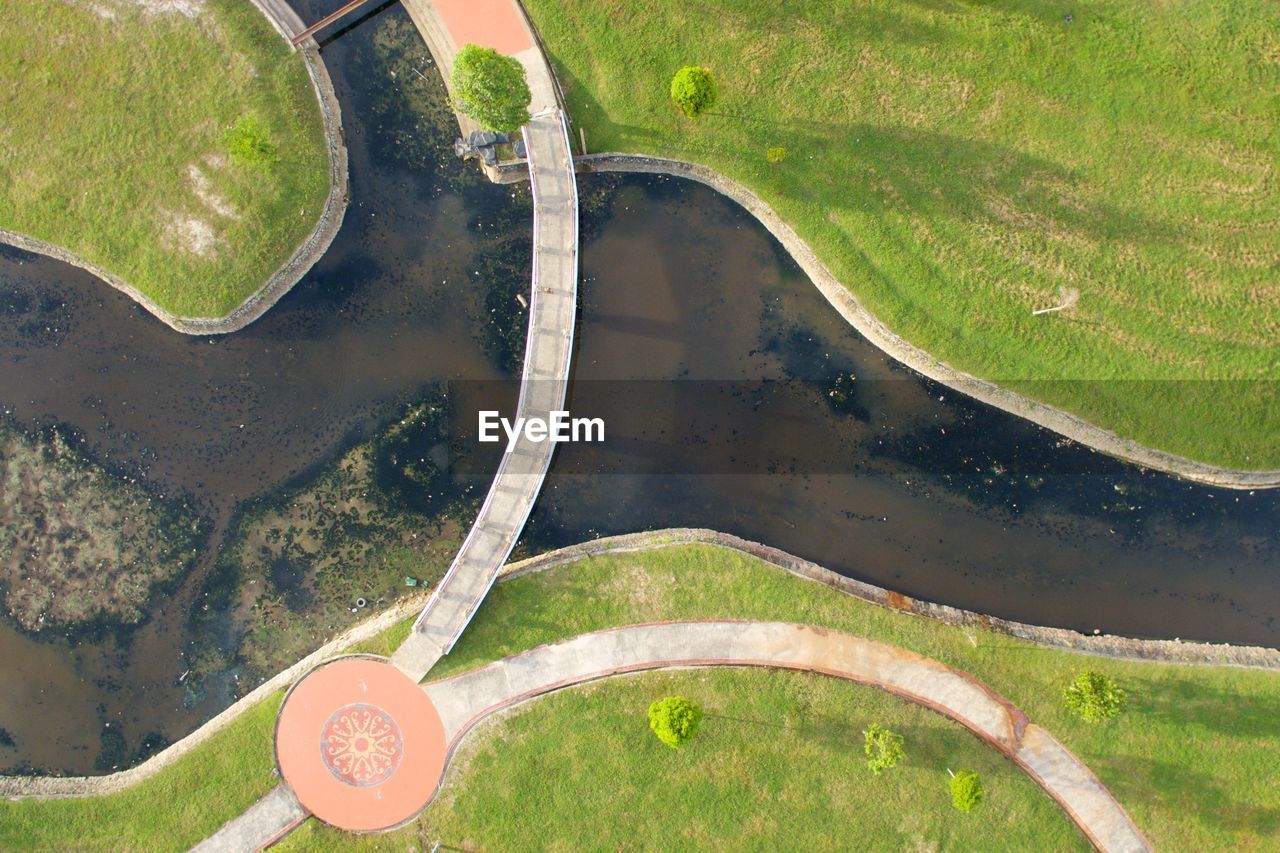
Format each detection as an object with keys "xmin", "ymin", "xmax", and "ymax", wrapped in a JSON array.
[
  {"xmin": 648, "ymin": 696, "xmax": 702, "ymax": 749},
  {"xmin": 766, "ymin": 145, "xmax": 787, "ymax": 165},
  {"xmin": 1063, "ymin": 670, "xmax": 1127, "ymax": 723},
  {"xmin": 670, "ymin": 66, "xmax": 717, "ymax": 117},
  {"xmin": 949, "ymin": 769, "xmax": 984, "ymax": 813},
  {"xmin": 450, "ymin": 44, "xmax": 532, "ymax": 133},
  {"xmin": 863, "ymin": 723, "xmax": 904, "ymax": 775}
]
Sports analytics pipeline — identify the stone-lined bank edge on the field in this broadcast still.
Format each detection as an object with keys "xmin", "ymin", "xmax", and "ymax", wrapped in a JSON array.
[
  {"xmin": 570, "ymin": 153, "xmax": 1280, "ymax": 491},
  {"xmin": 0, "ymin": 2, "xmax": 349, "ymax": 335},
  {"xmin": 5, "ymin": 526, "xmax": 1275, "ymax": 802}
]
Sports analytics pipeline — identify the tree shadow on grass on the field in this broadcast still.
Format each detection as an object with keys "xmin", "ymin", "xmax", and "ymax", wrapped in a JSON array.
[
  {"xmin": 548, "ymin": 61, "xmax": 1181, "ymax": 258},
  {"xmin": 1133, "ymin": 675, "xmax": 1280, "ymax": 741},
  {"xmin": 1102, "ymin": 753, "xmax": 1280, "ymax": 839}
]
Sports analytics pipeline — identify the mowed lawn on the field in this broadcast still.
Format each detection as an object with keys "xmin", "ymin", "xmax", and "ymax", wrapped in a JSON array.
[
  {"xmin": 401, "ymin": 545, "xmax": 1280, "ymax": 850},
  {"xmin": 0, "ymin": 0, "xmax": 329, "ymax": 318},
  {"xmin": 523, "ymin": 0, "xmax": 1280, "ymax": 468},
  {"xmin": 283, "ymin": 668, "xmax": 1087, "ymax": 851},
  {"xmin": 2, "ymin": 545, "xmax": 1277, "ymax": 849}
]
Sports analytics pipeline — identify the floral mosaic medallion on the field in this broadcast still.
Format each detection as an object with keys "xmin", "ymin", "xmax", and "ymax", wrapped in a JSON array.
[{"xmin": 320, "ymin": 702, "xmax": 403, "ymax": 786}]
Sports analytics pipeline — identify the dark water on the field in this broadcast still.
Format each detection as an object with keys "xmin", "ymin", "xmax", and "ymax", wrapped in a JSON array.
[
  {"xmin": 523, "ymin": 177, "xmax": 1280, "ymax": 645},
  {"xmin": 0, "ymin": 3, "xmax": 1277, "ymax": 773}
]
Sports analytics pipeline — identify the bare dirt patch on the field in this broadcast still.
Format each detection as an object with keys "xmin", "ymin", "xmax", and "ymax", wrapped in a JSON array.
[
  {"xmin": 186, "ymin": 164, "xmax": 240, "ymax": 221},
  {"xmin": 163, "ymin": 213, "xmax": 221, "ymax": 259},
  {"xmin": 69, "ymin": 0, "xmax": 206, "ymax": 20}
]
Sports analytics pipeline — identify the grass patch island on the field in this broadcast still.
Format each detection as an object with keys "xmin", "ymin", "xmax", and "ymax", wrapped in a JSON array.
[
  {"xmin": 523, "ymin": 0, "xmax": 1280, "ymax": 468},
  {"xmin": 0, "ymin": 0, "xmax": 330, "ymax": 318}
]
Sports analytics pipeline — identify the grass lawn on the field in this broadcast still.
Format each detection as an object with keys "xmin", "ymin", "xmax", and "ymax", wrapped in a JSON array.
[
  {"xmin": 0, "ymin": 691, "xmax": 282, "ymax": 850},
  {"xmin": 0, "ymin": 0, "xmax": 330, "ymax": 318},
  {"xmin": 282, "ymin": 668, "xmax": 1087, "ymax": 851},
  {"xmin": 523, "ymin": 0, "xmax": 1280, "ymax": 468},
  {"xmin": 5, "ymin": 543, "xmax": 1277, "ymax": 849}
]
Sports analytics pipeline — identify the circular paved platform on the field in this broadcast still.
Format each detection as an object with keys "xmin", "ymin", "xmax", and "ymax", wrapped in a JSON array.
[{"xmin": 275, "ymin": 657, "xmax": 446, "ymax": 832}]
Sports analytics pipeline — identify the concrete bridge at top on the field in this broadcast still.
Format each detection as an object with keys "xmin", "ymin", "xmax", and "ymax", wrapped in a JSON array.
[{"xmin": 380, "ymin": 0, "xmax": 580, "ymax": 679}]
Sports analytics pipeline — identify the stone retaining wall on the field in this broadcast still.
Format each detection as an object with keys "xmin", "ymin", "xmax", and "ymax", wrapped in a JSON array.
[
  {"xmin": 4, "ymin": 526, "xmax": 1275, "ymax": 801},
  {"xmin": 500, "ymin": 528, "xmax": 1280, "ymax": 670}
]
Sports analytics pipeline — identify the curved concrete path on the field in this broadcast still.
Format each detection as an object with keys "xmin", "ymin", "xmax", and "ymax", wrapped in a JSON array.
[
  {"xmin": 390, "ymin": 0, "xmax": 580, "ymax": 680},
  {"xmin": 424, "ymin": 621, "xmax": 1151, "ymax": 853}
]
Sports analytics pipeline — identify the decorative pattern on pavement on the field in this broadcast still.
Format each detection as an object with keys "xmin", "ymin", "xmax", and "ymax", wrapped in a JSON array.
[
  {"xmin": 275, "ymin": 658, "xmax": 446, "ymax": 833},
  {"xmin": 321, "ymin": 703, "xmax": 402, "ymax": 787}
]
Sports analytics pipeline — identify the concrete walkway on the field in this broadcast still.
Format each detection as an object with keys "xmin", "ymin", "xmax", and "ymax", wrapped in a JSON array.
[
  {"xmin": 423, "ymin": 621, "xmax": 1151, "ymax": 853},
  {"xmin": 190, "ymin": 785, "xmax": 304, "ymax": 853},
  {"xmin": 390, "ymin": 0, "xmax": 579, "ymax": 680}
]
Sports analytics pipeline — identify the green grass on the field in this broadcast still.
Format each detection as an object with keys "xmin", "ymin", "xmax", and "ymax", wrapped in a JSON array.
[
  {"xmin": 282, "ymin": 668, "xmax": 1086, "ymax": 851},
  {"xmin": 0, "ymin": 0, "xmax": 330, "ymax": 317},
  {"xmin": 6, "ymin": 544, "xmax": 1277, "ymax": 849},
  {"xmin": 523, "ymin": 0, "xmax": 1280, "ymax": 468},
  {"xmin": 0, "ymin": 691, "xmax": 283, "ymax": 850},
  {"xmin": 394, "ymin": 544, "xmax": 1278, "ymax": 850}
]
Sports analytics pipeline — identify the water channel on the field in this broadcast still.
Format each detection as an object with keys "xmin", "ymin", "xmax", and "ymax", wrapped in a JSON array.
[{"xmin": 0, "ymin": 3, "xmax": 1276, "ymax": 774}]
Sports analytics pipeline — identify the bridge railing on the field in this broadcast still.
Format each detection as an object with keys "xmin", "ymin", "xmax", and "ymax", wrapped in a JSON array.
[{"xmin": 411, "ymin": 110, "xmax": 580, "ymax": 650}]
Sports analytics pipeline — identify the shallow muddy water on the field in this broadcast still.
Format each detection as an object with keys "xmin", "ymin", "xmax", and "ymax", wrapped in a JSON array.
[{"xmin": 0, "ymin": 3, "xmax": 1277, "ymax": 774}]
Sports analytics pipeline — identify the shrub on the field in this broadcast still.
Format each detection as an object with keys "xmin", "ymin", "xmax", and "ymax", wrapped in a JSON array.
[
  {"xmin": 223, "ymin": 115, "xmax": 277, "ymax": 168},
  {"xmin": 670, "ymin": 66, "xmax": 717, "ymax": 117},
  {"xmin": 450, "ymin": 44, "xmax": 532, "ymax": 133},
  {"xmin": 949, "ymin": 769, "xmax": 984, "ymax": 813},
  {"xmin": 863, "ymin": 723, "xmax": 904, "ymax": 775},
  {"xmin": 1063, "ymin": 670, "xmax": 1127, "ymax": 723},
  {"xmin": 647, "ymin": 696, "xmax": 702, "ymax": 748},
  {"xmin": 766, "ymin": 146, "xmax": 787, "ymax": 164}
]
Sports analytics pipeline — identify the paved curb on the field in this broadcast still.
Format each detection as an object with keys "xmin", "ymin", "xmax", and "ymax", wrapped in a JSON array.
[
  {"xmin": 7, "ymin": 525, "xmax": 1274, "ymax": 801},
  {"xmin": 566, "ymin": 153, "xmax": 1280, "ymax": 491},
  {"xmin": 0, "ymin": 2, "xmax": 350, "ymax": 336}
]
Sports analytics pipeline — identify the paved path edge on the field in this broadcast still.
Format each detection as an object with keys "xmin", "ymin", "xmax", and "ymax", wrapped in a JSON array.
[
  {"xmin": 189, "ymin": 784, "xmax": 306, "ymax": 853},
  {"xmin": 565, "ymin": 153, "xmax": 1280, "ymax": 491},
  {"xmin": 0, "ymin": 1, "xmax": 350, "ymax": 336},
  {"xmin": 6, "ymin": 526, "xmax": 1275, "ymax": 800}
]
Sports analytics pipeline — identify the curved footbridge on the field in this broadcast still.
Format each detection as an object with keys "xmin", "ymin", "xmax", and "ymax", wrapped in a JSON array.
[{"xmin": 390, "ymin": 0, "xmax": 580, "ymax": 682}]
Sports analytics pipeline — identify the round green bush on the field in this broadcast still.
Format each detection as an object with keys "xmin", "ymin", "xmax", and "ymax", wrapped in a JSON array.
[
  {"xmin": 647, "ymin": 696, "xmax": 702, "ymax": 748},
  {"xmin": 669, "ymin": 66, "xmax": 717, "ymax": 117},
  {"xmin": 949, "ymin": 770, "xmax": 984, "ymax": 813},
  {"xmin": 863, "ymin": 723, "xmax": 904, "ymax": 775},
  {"xmin": 1063, "ymin": 670, "xmax": 1128, "ymax": 723},
  {"xmin": 450, "ymin": 44, "xmax": 532, "ymax": 133}
]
